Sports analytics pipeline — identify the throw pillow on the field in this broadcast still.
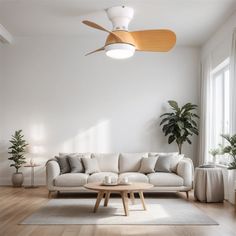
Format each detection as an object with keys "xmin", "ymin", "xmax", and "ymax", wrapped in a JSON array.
[
  {"xmin": 155, "ymin": 154, "xmax": 175, "ymax": 172},
  {"xmin": 139, "ymin": 156, "xmax": 158, "ymax": 174},
  {"xmin": 91, "ymin": 153, "xmax": 119, "ymax": 173},
  {"xmin": 68, "ymin": 154, "xmax": 84, "ymax": 173},
  {"xmin": 81, "ymin": 158, "xmax": 100, "ymax": 174},
  {"xmin": 55, "ymin": 156, "xmax": 71, "ymax": 174}
]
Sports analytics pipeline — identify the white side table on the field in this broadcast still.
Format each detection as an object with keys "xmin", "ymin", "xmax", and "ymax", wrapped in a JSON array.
[
  {"xmin": 194, "ymin": 167, "xmax": 224, "ymax": 203},
  {"xmin": 24, "ymin": 164, "xmax": 41, "ymax": 188}
]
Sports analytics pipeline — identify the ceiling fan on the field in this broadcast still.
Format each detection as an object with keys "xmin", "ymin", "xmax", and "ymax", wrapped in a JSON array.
[{"xmin": 82, "ymin": 6, "xmax": 176, "ymax": 59}]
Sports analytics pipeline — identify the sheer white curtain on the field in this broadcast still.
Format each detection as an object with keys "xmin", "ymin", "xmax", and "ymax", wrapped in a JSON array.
[
  {"xmin": 198, "ymin": 55, "xmax": 212, "ymax": 165},
  {"xmin": 230, "ymin": 29, "xmax": 236, "ymax": 135}
]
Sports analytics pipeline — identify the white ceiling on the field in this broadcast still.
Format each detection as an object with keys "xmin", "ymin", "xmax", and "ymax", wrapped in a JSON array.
[{"xmin": 0, "ymin": 0, "xmax": 236, "ymax": 45}]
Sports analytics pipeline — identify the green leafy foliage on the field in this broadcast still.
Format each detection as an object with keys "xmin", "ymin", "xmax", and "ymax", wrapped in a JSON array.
[
  {"xmin": 221, "ymin": 134, "xmax": 236, "ymax": 169},
  {"xmin": 209, "ymin": 148, "xmax": 221, "ymax": 157},
  {"xmin": 160, "ymin": 100, "xmax": 199, "ymax": 154},
  {"xmin": 8, "ymin": 130, "xmax": 28, "ymax": 173}
]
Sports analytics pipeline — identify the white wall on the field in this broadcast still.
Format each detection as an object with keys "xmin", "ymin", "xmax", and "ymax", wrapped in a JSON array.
[
  {"xmin": 0, "ymin": 44, "xmax": 3, "ymax": 140},
  {"xmin": 201, "ymin": 10, "xmax": 236, "ymax": 67},
  {"xmin": 0, "ymin": 36, "xmax": 200, "ymax": 185}
]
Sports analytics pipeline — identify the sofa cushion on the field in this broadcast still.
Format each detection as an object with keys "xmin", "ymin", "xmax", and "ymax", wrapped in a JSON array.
[
  {"xmin": 148, "ymin": 172, "xmax": 184, "ymax": 186},
  {"xmin": 67, "ymin": 154, "xmax": 87, "ymax": 173},
  {"xmin": 119, "ymin": 153, "xmax": 147, "ymax": 173},
  {"xmin": 57, "ymin": 152, "xmax": 91, "ymax": 174},
  {"xmin": 88, "ymin": 172, "xmax": 118, "ymax": 183},
  {"xmin": 155, "ymin": 154, "xmax": 184, "ymax": 173},
  {"xmin": 91, "ymin": 153, "xmax": 119, "ymax": 173},
  {"xmin": 81, "ymin": 158, "xmax": 100, "ymax": 174},
  {"xmin": 55, "ymin": 156, "xmax": 71, "ymax": 174},
  {"xmin": 54, "ymin": 173, "xmax": 88, "ymax": 187},
  {"xmin": 139, "ymin": 156, "xmax": 158, "ymax": 174},
  {"xmin": 155, "ymin": 154, "xmax": 173, "ymax": 172},
  {"xmin": 119, "ymin": 172, "xmax": 149, "ymax": 183}
]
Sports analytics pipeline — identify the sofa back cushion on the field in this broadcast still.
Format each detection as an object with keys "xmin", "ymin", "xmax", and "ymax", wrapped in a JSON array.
[
  {"xmin": 119, "ymin": 153, "xmax": 148, "ymax": 173},
  {"xmin": 91, "ymin": 153, "xmax": 119, "ymax": 173}
]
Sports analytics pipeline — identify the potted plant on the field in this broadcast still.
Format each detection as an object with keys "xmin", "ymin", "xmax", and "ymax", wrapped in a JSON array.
[
  {"xmin": 160, "ymin": 100, "xmax": 199, "ymax": 154},
  {"xmin": 209, "ymin": 148, "xmax": 220, "ymax": 166},
  {"xmin": 221, "ymin": 134, "xmax": 236, "ymax": 169},
  {"xmin": 8, "ymin": 130, "xmax": 28, "ymax": 187},
  {"xmin": 221, "ymin": 134, "xmax": 236, "ymax": 204}
]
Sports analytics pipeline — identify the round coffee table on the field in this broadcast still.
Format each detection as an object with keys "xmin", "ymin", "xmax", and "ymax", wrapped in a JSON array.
[{"xmin": 84, "ymin": 182, "xmax": 153, "ymax": 216}]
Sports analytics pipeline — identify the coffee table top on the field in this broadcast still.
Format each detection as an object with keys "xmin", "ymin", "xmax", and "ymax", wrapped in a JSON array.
[{"xmin": 84, "ymin": 182, "xmax": 153, "ymax": 192}]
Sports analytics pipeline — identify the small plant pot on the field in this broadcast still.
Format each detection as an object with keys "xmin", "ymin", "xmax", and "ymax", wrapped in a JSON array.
[{"xmin": 12, "ymin": 172, "xmax": 24, "ymax": 187}]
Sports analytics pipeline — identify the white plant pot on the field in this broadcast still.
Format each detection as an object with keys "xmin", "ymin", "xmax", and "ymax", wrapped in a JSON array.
[
  {"xmin": 12, "ymin": 172, "xmax": 24, "ymax": 187},
  {"xmin": 227, "ymin": 169, "xmax": 236, "ymax": 204}
]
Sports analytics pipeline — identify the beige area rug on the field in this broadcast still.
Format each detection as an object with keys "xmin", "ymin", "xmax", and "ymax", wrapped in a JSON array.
[{"xmin": 21, "ymin": 198, "xmax": 218, "ymax": 225}]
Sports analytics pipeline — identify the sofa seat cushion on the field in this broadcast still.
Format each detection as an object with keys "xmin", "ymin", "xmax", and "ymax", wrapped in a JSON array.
[
  {"xmin": 54, "ymin": 173, "xmax": 88, "ymax": 187},
  {"xmin": 148, "ymin": 173, "xmax": 184, "ymax": 186},
  {"xmin": 119, "ymin": 172, "xmax": 148, "ymax": 183},
  {"xmin": 88, "ymin": 172, "xmax": 118, "ymax": 183}
]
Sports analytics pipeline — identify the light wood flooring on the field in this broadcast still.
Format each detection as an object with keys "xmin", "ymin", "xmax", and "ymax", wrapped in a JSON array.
[{"xmin": 0, "ymin": 187, "xmax": 236, "ymax": 236}]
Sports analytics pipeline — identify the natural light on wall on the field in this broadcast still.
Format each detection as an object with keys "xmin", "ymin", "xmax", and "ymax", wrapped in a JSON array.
[
  {"xmin": 62, "ymin": 120, "xmax": 111, "ymax": 153},
  {"xmin": 209, "ymin": 58, "xmax": 230, "ymax": 164},
  {"xmin": 29, "ymin": 124, "xmax": 46, "ymax": 162}
]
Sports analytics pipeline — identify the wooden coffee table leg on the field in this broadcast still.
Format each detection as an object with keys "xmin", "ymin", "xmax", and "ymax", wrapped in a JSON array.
[
  {"xmin": 104, "ymin": 191, "xmax": 110, "ymax": 207},
  {"xmin": 130, "ymin": 192, "xmax": 135, "ymax": 204},
  {"xmin": 121, "ymin": 191, "xmax": 129, "ymax": 216},
  {"xmin": 94, "ymin": 191, "xmax": 104, "ymax": 213},
  {"xmin": 139, "ymin": 191, "xmax": 147, "ymax": 210}
]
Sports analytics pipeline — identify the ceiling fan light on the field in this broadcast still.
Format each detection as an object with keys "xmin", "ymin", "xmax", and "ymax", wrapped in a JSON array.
[{"xmin": 105, "ymin": 43, "xmax": 135, "ymax": 59}]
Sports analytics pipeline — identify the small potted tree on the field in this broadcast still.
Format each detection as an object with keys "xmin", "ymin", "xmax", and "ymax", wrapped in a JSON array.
[
  {"xmin": 8, "ymin": 130, "xmax": 28, "ymax": 187},
  {"xmin": 160, "ymin": 100, "xmax": 199, "ymax": 154}
]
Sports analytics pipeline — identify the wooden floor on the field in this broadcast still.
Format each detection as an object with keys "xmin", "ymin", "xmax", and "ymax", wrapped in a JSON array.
[{"xmin": 0, "ymin": 187, "xmax": 236, "ymax": 236}]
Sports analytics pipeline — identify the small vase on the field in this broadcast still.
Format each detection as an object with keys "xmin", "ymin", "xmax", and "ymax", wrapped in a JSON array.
[
  {"xmin": 12, "ymin": 172, "xmax": 24, "ymax": 187},
  {"xmin": 213, "ymin": 156, "xmax": 217, "ymax": 167}
]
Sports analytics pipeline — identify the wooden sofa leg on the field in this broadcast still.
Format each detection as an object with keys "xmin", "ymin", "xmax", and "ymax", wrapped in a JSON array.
[
  {"xmin": 48, "ymin": 191, "xmax": 54, "ymax": 199},
  {"xmin": 186, "ymin": 191, "xmax": 189, "ymax": 199}
]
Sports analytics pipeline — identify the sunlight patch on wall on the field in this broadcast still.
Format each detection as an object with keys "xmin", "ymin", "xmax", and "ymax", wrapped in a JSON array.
[
  {"xmin": 62, "ymin": 119, "xmax": 111, "ymax": 153},
  {"xmin": 28, "ymin": 123, "xmax": 46, "ymax": 164},
  {"xmin": 30, "ymin": 123, "xmax": 45, "ymax": 143}
]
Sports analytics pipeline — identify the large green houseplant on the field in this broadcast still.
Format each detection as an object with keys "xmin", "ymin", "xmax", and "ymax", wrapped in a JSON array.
[
  {"xmin": 160, "ymin": 100, "xmax": 199, "ymax": 154},
  {"xmin": 221, "ymin": 134, "xmax": 236, "ymax": 169},
  {"xmin": 8, "ymin": 130, "xmax": 28, "ymax": 187}
]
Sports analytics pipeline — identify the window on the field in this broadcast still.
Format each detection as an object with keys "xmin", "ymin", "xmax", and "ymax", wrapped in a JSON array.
[{"xmin": 209, "ymin": 58, "xmax": 230, "ymax": 164}]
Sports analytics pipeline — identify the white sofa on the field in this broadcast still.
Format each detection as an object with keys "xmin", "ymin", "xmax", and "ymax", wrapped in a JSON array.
[{"xmin": 46, "ymin": 152, "xmax": 193, "ymax": 198}]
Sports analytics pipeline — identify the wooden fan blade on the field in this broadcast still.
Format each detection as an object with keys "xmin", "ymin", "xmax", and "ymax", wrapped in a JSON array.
[
  {"xmin": 131, "ymin": 30, "xmax": 176, "ymax": 52},
  {"xmin": 82, "ymin": 20, "xmax": 123, "ymax": 42},
  {"xmin": 82, "ymin": 20, "xmax": 111, "ymax": 34},
  {"xmin": 85, "ymin": 47, "xmax": 104, "ymax": 56}
]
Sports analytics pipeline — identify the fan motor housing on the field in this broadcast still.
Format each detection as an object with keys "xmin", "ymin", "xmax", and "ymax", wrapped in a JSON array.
[
  {"xmin": 105, "ymin": 30, "xmax": 136, "ymax": 47},
  {"xmin": 106, "ymin": 6, "xmax": 134, "ymax": 31}
]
